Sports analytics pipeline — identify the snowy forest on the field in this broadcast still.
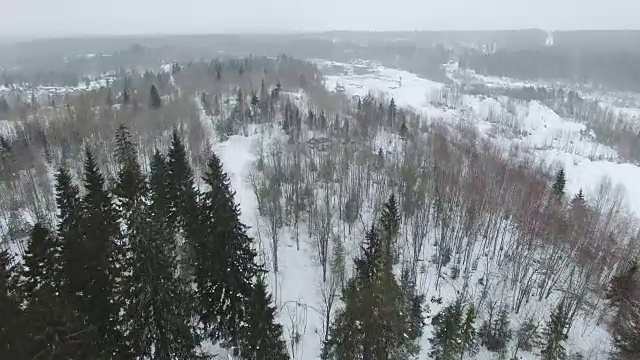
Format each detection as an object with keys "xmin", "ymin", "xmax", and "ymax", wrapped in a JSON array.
[{"xmin": 1, "ymin": 35, "xmax": 640, "ymax": 360}]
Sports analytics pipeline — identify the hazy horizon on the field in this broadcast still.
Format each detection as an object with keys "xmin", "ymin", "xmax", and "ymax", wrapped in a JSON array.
[{"xmin": 4, "ymin": 0, "xmax": 639, "ymax": 38}]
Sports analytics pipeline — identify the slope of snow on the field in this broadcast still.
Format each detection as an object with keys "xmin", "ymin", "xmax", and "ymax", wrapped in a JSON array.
[
  {"xmin": 315, "ymin": 59, "xmax": 446, "ymax": 116},
  {"xmin": 210, "ymin": 125, "xmax": 613, "ymax": 359}
]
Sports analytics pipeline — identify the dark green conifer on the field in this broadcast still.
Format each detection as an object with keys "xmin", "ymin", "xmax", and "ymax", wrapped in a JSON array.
[
  {"xmin": 150, "ymin": 84, "xmax": 162, "ymax": 109},
  {"xmin": 0, "ymin": 249, "xmax": 25, "ymax": 358},
  {"xmin": 195, "ymin": 153, "xmax": 260, "ymax": 346},
  {"xmin": 77, "ymin": 149, "xmax": 123, "ymax": 357},
  {"xmin": 541, "ymin": 302, "xmax": 569, "ymax": 360},
  {"xmin": 552, "ymin": 169, "xmax": 567, "ymax": 198}
]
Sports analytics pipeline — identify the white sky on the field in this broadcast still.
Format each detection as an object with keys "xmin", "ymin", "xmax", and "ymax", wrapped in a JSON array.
[{"xmin": 3, "ymin": 0, "xmax": 638, "ymax": 37}]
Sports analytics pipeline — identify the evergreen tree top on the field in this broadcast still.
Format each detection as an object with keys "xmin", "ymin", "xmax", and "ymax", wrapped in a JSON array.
[
  {"xmin": 83, "ymin": 149, "xmax": 105, "ymax": 192},
  {"xmin": 115, "ymin": 125, "xmax": 137, "ymax": 165},
  {"xmin": 150, "ymin": 84, "xmax": 162, "ymax": 109},
  {"xmin": 552, "ymin": 168, "xmax": 567, "ymax": 197},
  {"xmin": 355, "ymin": 225, "xmax": 383, "ymax": 284},
  {"xmin": 0, "ymin": 249, "xmax": 15, "ymax": 292},
  {"xmin": 55, "ymin": 166, "xmax": 80, "ymax": 208}
]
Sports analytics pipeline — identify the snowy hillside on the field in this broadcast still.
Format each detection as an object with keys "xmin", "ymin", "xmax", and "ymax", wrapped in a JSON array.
[
  {"xmin": 2, "ymin": 54, "xmax": 637, "ymax": 359},
  {"xmin": 315, "ymin": 59, "xmax": 640, "ymax": 217},
  {"xmin": 188, "ymin": 59, "xmax": 639, "ymax": 359}
]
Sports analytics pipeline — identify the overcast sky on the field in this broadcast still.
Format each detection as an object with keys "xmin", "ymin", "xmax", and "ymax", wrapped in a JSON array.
[{"xmin": 3, "ymin": 0, "xmax": 638, "ymax": 37}]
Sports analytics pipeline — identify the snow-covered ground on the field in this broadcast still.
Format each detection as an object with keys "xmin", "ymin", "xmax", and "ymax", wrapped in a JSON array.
[{"xmin": 209, "ymin": 123, "xmax": 611, "ymax": 359}]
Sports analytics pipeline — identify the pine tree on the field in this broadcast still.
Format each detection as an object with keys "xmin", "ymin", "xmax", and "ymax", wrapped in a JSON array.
[
  {"xmin": 21, "ymin": 224, "xmax": 96, "ymax": 359},
  {"xmin": 167, "ymin": 128, "xmax": 198, "ymax": 227},
  {"xmin": 116, "ymin": 130, "xmax": 199, "ymax": 358},
  {"xmin": 195, "ymin": 153, "xmax": 262, "ymax": 352},
  {"xmin": 150, "ymin": 150, "xmax": 170, "ymax": 216},
  {"xmin": 77, "ymin": 149, "xmax": 123, "ymax": 357},
  {"xmin": 239, "ymin": 275, "xmax": 289, "ymax": 360},
  {"xmin": 399, "ymin": 267, "xmax": 425, "ymax": 358},
  {"xmin": 166, "ymin": 129, "xmax": 200, "ymax": 277},
  {"xmin": 325, "ymin": 224, "xmax": 417, "ymax": 360},
  {"xmin": 541, "ymin": 302, "xmax": 569, "ymax": 360},
  {"xmin": 552, "ymin": 169, "xmax": 566, "ymax": 198},
  {"xmin": 119, "ymin": 151, "xmax": 201, "ymax": 358},
  {"xmin": 571, "ymin": 189, "xmax": 587, "ymax": 208},
  {"xmin": 24, "ymin": 287, "xmax": 95, "ymax": 359},
  {"xmin": 388, "ymin": 98, "xmax": 397, "ymax": 127},
  {"xmin": 0, "ymin": 249, "xmax": 25, "ymax": 358},
  {"xmin": 429, "ymin": 298, "xmax": 464, "ymax": 360},
  {"xmin": 19, "ymin": 223, "xmax": 63, "ymax": 299},
  {"xmin": 461, "ymin": 303, "xmax": 478, "ymax": 358},
  {"xmin": 150, "ymin": 84, "xmax": 162, "ymax": 109},
  {"xmin": 55, "ymin": 166, "xmax": 84, "ymax": 299},
  {"xmin": 569, "ymin": 189, "xmax": 587, "ymax": 221},
  {"xmin": 379, "ymin": 194, "xmax": 400, "ymax": 265},
  {"xmin": 114, "ymin": 124, "xmax": 147, "ymax": 220}
]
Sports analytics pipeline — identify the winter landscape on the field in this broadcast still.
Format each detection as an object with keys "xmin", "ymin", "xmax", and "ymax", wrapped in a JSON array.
[{"xmin": 1, "ymin": 18, "xmax": 640, "ymax": 360}]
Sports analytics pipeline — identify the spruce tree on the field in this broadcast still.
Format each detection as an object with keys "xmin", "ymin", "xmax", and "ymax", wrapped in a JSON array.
[
  {"xmin": 379, "ymin": 194, "xmax": 400, "ymax": 265},
  {"xmin": 541, "ymin": 302, "xmax": 569, "ymax": 360},
  {"xmin": 166, "ymin": 128, "xmax": 200, "ymax": 277},
  {"xmin": 21, "ymin": 224, "xmax": 96, "ymax": 359},
  {"xmin": 150, "ymin": 150, "xmax": 170, "ymax": 216},
  {"xmin": 0, "ymin": 249, "xmax": 25, "ymax": 358},
  {"xmin": 569, "ymin": 189, "xmax": 588, "ymax": 221},
  {"xmin": 120, "ymin": 147, "xmax": 201, "ymax": 359},
  {"xmin": 552, "ymin": 169, "xmax": 567, "ymax": 198},
  {"xmin": 77, "ymin": 149, "xmax": 123, "ymax": 357},
  {"xmin": 429, "ymin": 298, "xmax": 464, "ymax": 360},
  {"xmin": 19, "ymin": 223, "xmax": 62, "ymax": 297},
  {"xmin": 571, "ymin": 189, "xmax": 585, "ymax": 207},
  {"xmin": 114, "ymin": 125, "xmax": 146, "ymax": 208},
  {"xmin": 167, "ymin": 128, "xmax": 198, "ymax": 226},
  {"xmin": 325, "ymin": 224, "xmax": 416, "ymax": 360},
  {"xmin": 150, "ymin": 84, "xmax": 162, "ymax": 109},
  {"xmin": 195, "ymin": 153, "xmax": 261, "ymax": 351},
  {"xmin": 460, "ymin": 303, "xmax": 479, "ymax": 358},
  {"xmin": 397, "ymin": 267, "xmax": 425, "ymax": 358},
  {"xmin": 55, "ymin": 166, "xmax": 84, "ymax": 295},
  {"xmin": 240, "ymin": 275, "xmax": 289, "ymax": 360},
  {"xmin": 388, "ymin": 98, "xmax": 397, "ymax": 127},
  {"xmin": 24, "ymin": 287, "xmax": 94, "ymax": 359}
]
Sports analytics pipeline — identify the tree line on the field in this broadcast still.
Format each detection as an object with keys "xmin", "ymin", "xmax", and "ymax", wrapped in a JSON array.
[{"xmin": 0, "ymin": 125, "xmax": 289, "ymax": 359}]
